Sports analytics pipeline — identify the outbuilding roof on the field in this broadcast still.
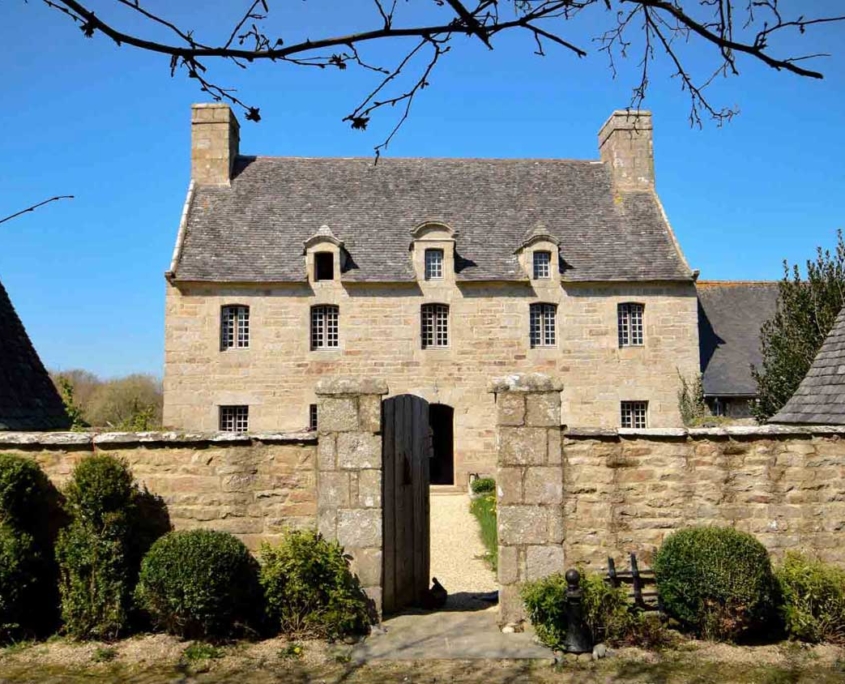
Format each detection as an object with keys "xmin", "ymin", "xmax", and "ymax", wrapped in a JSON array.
[
  {"xmin": 697, "ymin": 281, "xmax": 779, "ymax": 397},
  {"xmin": 0, "ymin": 278, "xmax": 69, "ymax": 431},
  {"xmin": 173, "ymin": 156, "xmax": 693, "ymax": 284},
  {"xmin": 771, "ymin": 306, "xmax": 845, "ymax": 425}
]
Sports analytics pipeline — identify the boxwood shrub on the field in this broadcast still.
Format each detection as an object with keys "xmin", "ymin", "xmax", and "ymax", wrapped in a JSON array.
[
  {"xmin": 135, "ymin": 529, "xmax": 262, "ymax": 640},
  {"xmin": 777, "ymin": 552, "xmax": 845, "ymax": 644},
  {"xmin": 260, "ymin": 529, "xmax": 372, "ymax": 639},
  {"xmin": 0, "ymin": 454, "xmax": 60, "ymax": 639},
  {"xmin": 55, "ymin": 455, "xmax": 169, "ymax": 640},
  {"xmin": 470, "ymin": 477, "xmax": 496, "ymax": 495},
  {"xmin": 521, "ymin": 571, "xmax": 632, "ymax": 649},
  {"xmin": 654, "ymin": 526, "xmax": 777, "ymax": 641}
]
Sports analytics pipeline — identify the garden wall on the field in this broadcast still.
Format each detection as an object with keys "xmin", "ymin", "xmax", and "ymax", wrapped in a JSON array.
[
  {"xmin": 0, "ymin": 431, "xmax": 318, "ymax": 550},
  {"xmin": 492, "ymin": 374, "xmax": 845, "ymax": 624}
]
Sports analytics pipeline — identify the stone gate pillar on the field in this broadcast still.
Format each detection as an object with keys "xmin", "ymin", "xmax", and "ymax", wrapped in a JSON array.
[
  {"xmin": 489, "ymin": 373, "xmax": 565, "ymax": 626},
  {"xmin": 315, "ymin": 378, "xmax": 389, "ymax": 616}
]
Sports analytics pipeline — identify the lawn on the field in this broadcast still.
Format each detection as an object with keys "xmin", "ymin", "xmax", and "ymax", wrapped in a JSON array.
[
  {"xmin": 2, "ymin": 636, "xmax": 845, "ymax": 683},
  {"xmin": 470, "ymin": 493, "xmax": 498, "ymax": 572}
]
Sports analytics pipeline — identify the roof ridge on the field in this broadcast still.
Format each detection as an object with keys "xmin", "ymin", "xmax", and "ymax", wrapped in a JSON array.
[
  {"xmin": 239, "ymin": 154, "xmax": 602, "ymax": 163},
  {"xmin": 697, "ymin": 280, "xmax": 779, "ymax": 286}
]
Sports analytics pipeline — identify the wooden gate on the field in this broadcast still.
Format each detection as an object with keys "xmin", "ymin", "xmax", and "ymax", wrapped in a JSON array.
[{"xmin": 382, "ymin": 394, "xmax": 431, "ymax": 615}]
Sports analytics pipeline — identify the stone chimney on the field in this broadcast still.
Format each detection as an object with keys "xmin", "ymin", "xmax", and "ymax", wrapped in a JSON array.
[
  {"xmin": 191, "ymin": 103, "xmax": 240, "ymax": 185},
  {"xmin": 598, "ymin": 110, "xmax": 654, "ymax": 191}
]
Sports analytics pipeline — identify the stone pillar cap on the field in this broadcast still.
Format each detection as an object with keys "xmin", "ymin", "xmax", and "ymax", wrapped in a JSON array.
[
  {"xmin": 315, "ymin": 378, "xmax": 389, "ymax": 396},
  {"xmin": 487, "ymin": 373, "xmax": 564, "ymax": 393}
]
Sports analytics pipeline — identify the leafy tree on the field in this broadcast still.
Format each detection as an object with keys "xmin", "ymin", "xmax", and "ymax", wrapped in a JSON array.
[
  {"xmin": 50, "ymin": 371, "xmax": 163, "ymax": 430},
  {"xmin": 56, "ymin": 377, "xmax": 88, "ymax": 432},
  {"xmin": 30, "ymin": 2, "xmax": 845, "ymax": 152},
  {"xmin": 752, "ymin": 230, "xmax": 845, "ymax": 422}
]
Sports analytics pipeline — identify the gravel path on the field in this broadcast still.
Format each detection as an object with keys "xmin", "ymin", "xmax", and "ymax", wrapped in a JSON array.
[{"xmin": 430, "ymin": 492, "xmax": 498, "ymax": 611}]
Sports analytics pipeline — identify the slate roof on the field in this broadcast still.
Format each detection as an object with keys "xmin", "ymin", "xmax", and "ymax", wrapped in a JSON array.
[
  {"xmin": 0, "ymin": 278, "xmax": 69, "ymax": 431},
  {"xmin": 173, "ymin": 156, "xmax": 693, "ymax": 283},
  {"xmin": 772, "ymin": 306, "xmax": 845, "ymax": 425},
  {"xmin": 697, "ymin": 281, "xmax": 779, "ymax": 397}
]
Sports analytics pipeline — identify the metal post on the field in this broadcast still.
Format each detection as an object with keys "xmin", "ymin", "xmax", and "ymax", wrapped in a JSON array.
[{"xmin": 563, "ymin": 569, "xmax": 593, "ymax": 654}]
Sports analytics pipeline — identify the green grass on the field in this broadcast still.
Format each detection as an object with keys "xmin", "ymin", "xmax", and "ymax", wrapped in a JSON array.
[
  {"xmin": 91, "ymin": 647, "xmax": 117, "ymax": 663},
  {"xmin": 182, "ymin": 642, "xmax": 223, "ymax": 662},
  {"xmin": 470, "ymin": 493, "xmax": 498, "ymax": 572}
]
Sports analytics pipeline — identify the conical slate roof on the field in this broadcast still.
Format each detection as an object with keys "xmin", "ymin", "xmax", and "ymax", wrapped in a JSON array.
[
  {"xmin": 771, "ymin": 306, "xmax": 845, "ymax": 425},
  {"xmin": 0, "ymin": 278, "xmax": 69, "ymax": 431}
]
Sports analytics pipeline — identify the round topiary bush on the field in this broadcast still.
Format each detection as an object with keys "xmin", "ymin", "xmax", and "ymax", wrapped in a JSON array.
[
  {"xmin": 260, "ymin": 529, "xmax": 372, "ymax": 639},
  {"xmin": 0, "ymin": 453, "xmax": 52, "ymax": 532},
  {"xmin": 135, "ymin": 529, "xmax": 262, "ymax": 639},
  {"xmin": 654, "ymin": 526, "xmax": 776, "ymax": 641}
]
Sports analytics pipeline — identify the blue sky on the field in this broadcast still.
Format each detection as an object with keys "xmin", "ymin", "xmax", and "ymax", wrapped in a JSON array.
[{"xmin": 2, "ymin": 1, "xmax": 844, "ymax": 378}]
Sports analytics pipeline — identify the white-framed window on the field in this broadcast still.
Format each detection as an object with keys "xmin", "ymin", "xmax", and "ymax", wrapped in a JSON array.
[
  {"xmin": 314, "ymin": 252, "xmax": 335, "ymax": 281},
  {"xmin": 529, "ymin": 303, "xmax": 556, "ymax": 348},
  {"xmin": 421, "ymin": 303, "xmax": 449, "ymax": 349},
  {"xmin": 309, "ymin": 404, "xmax": 318, "ymax": 431},
  {"xmin": 219, "ymin": 405, "xmax": 249, "ymax": 433},
  {"xmin": 311, "ymin": 305, "xmax": 339, "ymax": 350},
  {"xmin": 424, "ymin": 249, "xmax": 444, "ymax": 280},
  {"xmin": 533, "ymin": 251, "xmax": 551, "ymax": 279},
  {"xmin": 618, "ymin": 302, "xmax": 644, "ymax": 347},
  {"xmin": 220, "ymin": 305, "xmax": 249, "ymax": 350},
  {"xmin": 621, "ymin": 401, "xmax": 648, "ymax": 429}
]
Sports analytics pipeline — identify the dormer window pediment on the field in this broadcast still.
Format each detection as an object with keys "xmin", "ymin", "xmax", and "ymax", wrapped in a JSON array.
[
  {"xmin": 304, "ymin": 225, "xmax": 346, "ymax": 283},
  {"xmin": 411, "ymin": 221, "xmax": 456, "ymax": 283},
  {"xmin": 516, "ymin": 226, "xmax": 561, "ymax": 281}
]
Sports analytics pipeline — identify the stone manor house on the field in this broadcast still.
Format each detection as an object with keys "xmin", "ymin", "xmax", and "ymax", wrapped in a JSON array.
[{"xmin": 163, "ymin": 104, "xmax": 766, "ymax": 486}]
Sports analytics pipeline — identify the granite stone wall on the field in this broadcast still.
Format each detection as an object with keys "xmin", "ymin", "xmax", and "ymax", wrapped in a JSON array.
[
  {"xmin": 314, "ymin": 378, "xmax": 388, "ymax": 615},
  {"xmin": 163, "ymin": 279, "xmax": 700, "ymax": 486},
  {"xmin": 493, "ymin": 373, "xmax": 845, "ymax": 626},
  {"xmin": 0, "ymin": 431, "xmax": 317, "ymax": 551}
]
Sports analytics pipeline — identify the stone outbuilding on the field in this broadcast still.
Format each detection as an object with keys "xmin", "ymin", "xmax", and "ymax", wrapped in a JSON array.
[
  {"xmin": 0, "ymin": 277, "xmax": 69, "ymax": 430},
  {"xmin": 771, "ymin": 305, "xmax": 845, "ymax": 424}
]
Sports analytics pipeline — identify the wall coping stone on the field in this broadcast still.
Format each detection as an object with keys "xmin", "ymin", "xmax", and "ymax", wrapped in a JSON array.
[
  {"xmin": 315, "ymin": 378, "xmax": 389, "ymax": 396},
  {"xmin": 488, "ymin": 373, "xmax": 564, "ymax": 393},
  {"xmin": 0, "ymin": 431, "xmax": 317, "ymax": 448},
  {"xmin": 564, "ymin": 425, "xmax": 845, "ymax": 440}
]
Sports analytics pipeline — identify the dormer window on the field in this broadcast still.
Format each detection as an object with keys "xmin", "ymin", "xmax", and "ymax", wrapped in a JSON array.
[
  {"xmin": 315, "ymin": 252, "xmax": 334, "ymax": 281},
  {"xmin": 533, "ymin": 251, "xmax": 551, "ymax": 279},
  {"xmin": 425, "ymin": 249, "xmax": 444, "ymax": 280}
]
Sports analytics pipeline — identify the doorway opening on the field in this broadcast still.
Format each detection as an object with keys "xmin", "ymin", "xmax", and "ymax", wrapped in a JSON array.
[{"xmin": 429, "ymin": 404, "xmax": 454, "ymax": 486}]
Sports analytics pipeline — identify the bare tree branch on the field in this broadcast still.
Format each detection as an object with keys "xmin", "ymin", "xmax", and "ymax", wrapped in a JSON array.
[
  {"xmin": 33, "ymin": 0, "xmax": 845, "ymax": 147},
  {"xmin": 0, "ymin": 196, "xmax": 74, "ymax": 226}
]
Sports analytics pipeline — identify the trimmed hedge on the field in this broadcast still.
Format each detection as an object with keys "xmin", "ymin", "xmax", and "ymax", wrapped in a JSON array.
[
  {"xmin": 777, "ymin": 552, "xmax": 845, "ymax": 644},
  {"xmin": 56, "ymin": 455, "xmax": 169, "ymax": 640},
  {"xmin": 260, "ymin": 529, "xmax": 371, "ymax": 639},
  {"xmin": 654, "ymin": 526, "xmax": 777, "ymax": 641},
  {"xmin": 135, "ymin": 529, "xmax": 262, "ymax": 640},
  {"xmin": 0, "ymin": 454, "xmax": 60, "ymax": 640}
]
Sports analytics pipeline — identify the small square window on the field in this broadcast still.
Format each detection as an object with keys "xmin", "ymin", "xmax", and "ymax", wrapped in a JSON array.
[
  {"xmin": 533, "ymin": 251, "xmax": 551, "ymax": 279},
  {"xmin": 425, "ymin": 249, "xmax": 444, "ymax": 280},
  {"xmin": 621, "ymin": 401, "xmax": 648, "ymax": 429},
  {"xmin": 309, "ymin": 404, "xmax": 318, "ymax": 432},
  {"xmin": 219, "ymin": 405, "xmax": 249, "ymax": 433},
  {"xmin": 315, "ymin": 252, "xmax": 335, "ymax": 281}
]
